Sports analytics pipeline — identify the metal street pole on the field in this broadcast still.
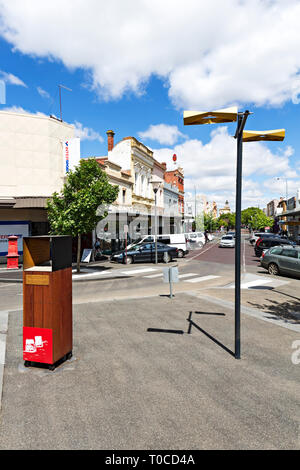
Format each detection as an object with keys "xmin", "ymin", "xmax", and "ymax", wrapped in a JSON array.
[
  {"xmin": 154, "ymin": 189, "xmax": 158, "ymax": 264},
  {"xmin": 234, "ymin": 111, "xmax": 249, "ymax": 359},
  {"xmin": 184, "ymin": 107, "xmax": 284, "ymax": 361},
  {"xmin": 58, "ymin": 84, "xmax": 72, "ymax": 122}
]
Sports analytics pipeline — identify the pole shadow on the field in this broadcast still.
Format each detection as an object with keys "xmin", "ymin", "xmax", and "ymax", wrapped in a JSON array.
[
  {"xmin": 147, "ymin": 328, "xmax": 184, "ymax": 334},
  {"xmin": 187, "ymin": 311, "xmax": 235, "ymax": 358}
]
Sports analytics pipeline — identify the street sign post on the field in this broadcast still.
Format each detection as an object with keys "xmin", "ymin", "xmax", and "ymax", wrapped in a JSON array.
[{"xmin": 163, "ymin": 265, "xmax": 179, "ymax": 298}]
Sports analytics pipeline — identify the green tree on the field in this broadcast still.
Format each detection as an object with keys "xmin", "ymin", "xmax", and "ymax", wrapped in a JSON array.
[
  {"xmin": 217, "ymin": 212, "xmax": 236, "ymax": 230},
  {"xmin": 46, "ymin": 158, "xmax": 119, "ymax": 273},
  {"xmin": 193, "ymin": 212, "xmax": 218, "ymax": 232},
  {"xmin": 241, "ymin": 207, "xmax": 274, "ymax": 231}
]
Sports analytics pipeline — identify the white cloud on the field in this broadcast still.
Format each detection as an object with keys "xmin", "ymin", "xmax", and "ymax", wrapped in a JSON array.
[
  {"xmin": 0, "ymin": 1, "xmax": 300, "ymax": 109},
  {"xmin": 138, "ymin": 124, "xmax": 187, "ymax": 145},
  {"xmin": 0, "ymin": 70, "xmax": 27, "ymax": 87},
  {"xmin": 1, "ymin": 105, "xmax": 45, "ymax": 116},
  {"xmin": 152, "ymin": 125, "xmax": 298, "ymax": 209},
  {"xmin": 37, "ymin": 86, "xmax": 50, "ymax": 99},
  {"xmin": 74, "ymin": 121, "xmax": 104, "ymax": 143}
]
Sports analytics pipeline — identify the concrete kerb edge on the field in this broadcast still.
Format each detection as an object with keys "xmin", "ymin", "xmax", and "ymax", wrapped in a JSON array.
[
  {"xmin": 0, "ymin": 310, "xmax": 10, "ymax": 412},
  {"xmin": 185, "ymin": 292, "xmax": 300, "ymax": 333}
]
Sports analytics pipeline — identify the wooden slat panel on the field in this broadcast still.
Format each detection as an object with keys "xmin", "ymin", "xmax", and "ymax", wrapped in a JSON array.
[{"xmin": 51, "ymin": 268, "xmax": 72, "ymax": 362}]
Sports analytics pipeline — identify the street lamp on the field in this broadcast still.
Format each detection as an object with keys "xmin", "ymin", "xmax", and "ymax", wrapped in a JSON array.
[
  {"xmin": 275, "ymin": 176, "xmax": 288, "ymax": 202},
  {"xmin": 150, "ymin": 177, "xmax": 162, "ymax": 264},
  {"xmin": 184, "ymin": 107, "xmax": 285, "ymax": 359}
]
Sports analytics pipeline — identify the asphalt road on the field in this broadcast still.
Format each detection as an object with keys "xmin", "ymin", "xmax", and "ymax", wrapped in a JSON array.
[{"xmin": 0, "ymin": 236, "xmax": 299, "ymax": 319}]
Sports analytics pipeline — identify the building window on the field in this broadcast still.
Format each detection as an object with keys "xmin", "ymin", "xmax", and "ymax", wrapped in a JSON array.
[{"xmin": 122, "ymin": 189, "xmax": 126, "ymax": 204}]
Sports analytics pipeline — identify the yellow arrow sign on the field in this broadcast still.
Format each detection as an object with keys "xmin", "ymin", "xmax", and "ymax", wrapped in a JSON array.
[
  {"xmin": 183, "ymin": 107, "xmax": 238, "ymax": 125},
  {"xmin": 242, "ymin": 129, "xmax": 285, "ymax": 142}
]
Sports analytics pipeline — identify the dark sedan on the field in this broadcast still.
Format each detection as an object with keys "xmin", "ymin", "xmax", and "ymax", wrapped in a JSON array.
[
  {"xmin": 254, "ymin": 236, "xmax": 295, "ymax": 257},
  {"xmin": 111, "ymin": 242, "xmax": 178, "ymax": 264}
]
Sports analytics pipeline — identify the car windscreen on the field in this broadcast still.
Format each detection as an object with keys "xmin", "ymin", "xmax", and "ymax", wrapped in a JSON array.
[{"xmin": 222, "ymin": 236, "xmax": 233, "ymax": 240}]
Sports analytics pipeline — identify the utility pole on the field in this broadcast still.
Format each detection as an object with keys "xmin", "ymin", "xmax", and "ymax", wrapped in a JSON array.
[{"xmin": 58, "ymin": 84, "xmax": 72, "ymax": 121}]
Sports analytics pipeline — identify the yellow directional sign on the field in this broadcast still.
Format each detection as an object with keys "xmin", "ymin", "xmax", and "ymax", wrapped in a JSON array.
[
  {"xmin": 242, "ymin": 129, "xmax": 285, "ymax": 142},
  {"xmin": 183, "ymin": 107, "xmax": 238, "ymax": 125}
]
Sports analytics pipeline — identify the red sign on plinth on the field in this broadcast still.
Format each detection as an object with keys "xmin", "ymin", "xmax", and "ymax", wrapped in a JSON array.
[
  {"xmin": 23, "ymin": 327, "xmax": 53, "ymax": 364},
  {"xmin": 6, "ymin": 235, "xmax": 19, "ymax": 269}
]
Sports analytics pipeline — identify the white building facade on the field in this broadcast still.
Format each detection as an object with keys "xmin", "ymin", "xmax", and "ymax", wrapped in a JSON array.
[{"xmin": 0, "ymin": 110, "xmax": 77, "ymax": 260}]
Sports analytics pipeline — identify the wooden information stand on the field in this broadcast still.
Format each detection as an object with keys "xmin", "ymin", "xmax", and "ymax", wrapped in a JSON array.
[{"xmin": 23, "ymin": 236, "xmax": 73, "ymax": 370}]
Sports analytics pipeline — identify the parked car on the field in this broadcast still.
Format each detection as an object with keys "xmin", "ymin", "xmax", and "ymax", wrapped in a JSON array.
[
  {"xmin": 254, "ymin": 236, "xmax": 295, "ymax": 257},
  {"xmin": 260, "ymin": 246, "xmax": 300, "ymax": 277},
  {"xmin": 227, "ymin": 231, "xmax": 236, "ymax": 238},
  {"xmin": 111, "ymin": 233, "xmax": 189, "ymax": 259},
  {"xmin": 111, "ymin": 242, "xmax": 178, "ymax": 264},
  {"xmin": 185, "ymin": 232, "xmax": 205, "ymax": 248},
  {"xmin": 219, "ymin": 235, "xmax": 235, "ymax": 248}
]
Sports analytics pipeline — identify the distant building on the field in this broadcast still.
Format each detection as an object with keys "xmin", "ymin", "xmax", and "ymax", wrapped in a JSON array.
[
  {"xmin": 279, "ymin": 191, "xmax": 300, "ymax": 240},
  {"xmin": 89, "ymin": 130, "xmax": 185, "ymax": 252},
  {"xmin": 0, "ymin": 110, "xmax": 76, "ymax": 262},
  {"xmin": 164, "ymin": 167, "xmax": 184, "ymax": 216},
  {"xmin": 266, "ymin": 199, "xmax": 279, "ymax": 217},
  {"xmin": 219, "ymin": 200, "xmax": 231, "ymax": 216}
]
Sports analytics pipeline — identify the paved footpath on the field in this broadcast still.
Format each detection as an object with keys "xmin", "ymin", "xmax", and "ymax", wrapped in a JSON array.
[{"xmin": 0, "ymin": 293, "xmax": 299, "ymax": 450}]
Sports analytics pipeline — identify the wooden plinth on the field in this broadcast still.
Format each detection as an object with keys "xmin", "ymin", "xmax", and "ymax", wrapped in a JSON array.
[{"xmin": 23, "ymin": 267, "xmax": 72, "ymax": 364}]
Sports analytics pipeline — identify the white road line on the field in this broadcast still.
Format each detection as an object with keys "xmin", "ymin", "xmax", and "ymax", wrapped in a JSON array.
[
  {"xmin": 228, "ymin": 279, "xmax": 273, "ymax": 289},
  {"xmin": 243, "ymin": 239, "xmax": 246, "ymax": 273},
  {"xmin": 185, "ymin": 242, "xmax": 218, "ymax": 262},
  {"xmin": 144, "ymin": 273, "xmax": 163, "ymax": 278},
  {"xmin": 178, "ymin": 273, "xmax": 198, "ymax": 279},
  {"xmin": 120, "ymin": 268, "xmax": 158, "ymax": 275},
  {"xmin": 72, "ymin": 271, "xmax": 112, "ymax": 279},
  {"xmin": 184, "ymin": 275, "xmax": 220, "ymax": 283}
]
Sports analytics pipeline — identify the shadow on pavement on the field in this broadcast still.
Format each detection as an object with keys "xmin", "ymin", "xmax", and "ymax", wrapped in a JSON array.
[
  {"xmin": 186, "ymin": 311, "xmax": 235, "ymax": 358},
  {"xmin": 147, "ymin": 328, "xmax": 184, "ymax": 334},
  {"xmin": 247, "ymin": 298, "xmax": 300, "ymax": 323}
]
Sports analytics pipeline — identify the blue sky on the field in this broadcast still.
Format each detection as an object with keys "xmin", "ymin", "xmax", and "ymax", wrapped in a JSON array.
[{"xmin": 0, "ymin": 0, "xmax": 300, "ymax": 210}]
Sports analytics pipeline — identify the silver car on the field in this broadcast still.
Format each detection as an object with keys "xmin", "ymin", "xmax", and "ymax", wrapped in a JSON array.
[
  {"xmin": 219, "ymin": 235, "xmax": 235, "ymax": 248},
  {"xmin": 260, "ymin": 246, "xmax": 300, "ymax": 277}
]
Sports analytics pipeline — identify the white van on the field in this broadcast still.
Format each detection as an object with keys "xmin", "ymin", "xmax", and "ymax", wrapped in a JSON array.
[
  {"xmin": 128, "ymin": 234, "xmax": 189, "ymax": 258},
  {"xmin": 185, "ymin": 232, "xmax": 205, "ymax": 248}
]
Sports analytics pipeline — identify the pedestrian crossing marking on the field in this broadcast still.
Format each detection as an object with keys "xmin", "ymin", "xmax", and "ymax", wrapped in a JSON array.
[
  {"xmin": 121, "ymin": 268, "xmax": 158, "ymax": 275},
  {"xmin": 228, "ymin": 279, "xmax": 273, "ymax": 289},
  {"xmin": 178, "ymin": 273, "xmax": 198, "ymax": 279},
  {"xmin": 184, "ymin": 275, "xmax": 220, "ymax": 283},
  {"xmin": 145, "ymin": 273, "xmax": 163, "ymax": 278}
]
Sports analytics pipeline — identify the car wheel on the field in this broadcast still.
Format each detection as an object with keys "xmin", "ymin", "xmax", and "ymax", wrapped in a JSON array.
[
  {"xmin": 268, "ymin": 263, "xmax": 279, "ymax": 276},
  {"xmin": 177, "ymin": 249, "xmax": 184, "ymax": 258},
  {"xmin": 124, "ymin": 256, "xmax": 133, "ymax": 265},
  {"xmin": 197, "ymin": 242, "xmax": 204, "ymax": 248}
]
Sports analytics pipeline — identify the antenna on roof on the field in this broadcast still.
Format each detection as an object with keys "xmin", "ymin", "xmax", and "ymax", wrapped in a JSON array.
[{"xmin": 58, "ymin": 84, "xmax": 72, "ymax": 121}]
